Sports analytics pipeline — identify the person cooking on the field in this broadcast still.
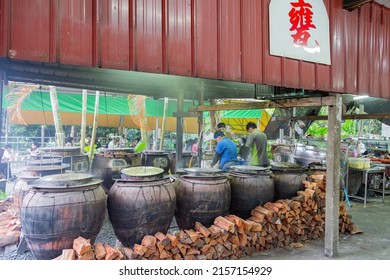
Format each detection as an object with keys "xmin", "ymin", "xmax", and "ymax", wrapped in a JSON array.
[
  {"xmin": 209, "ymin": 131, "xmax": 237, "ymax": 172},
  {"xmin": 216, "ymin": 122, "xmax": 232, "ymax": 139},
  {"xmin": 245, "ymin": 121, "xmax": 269, "ymax": 167}
]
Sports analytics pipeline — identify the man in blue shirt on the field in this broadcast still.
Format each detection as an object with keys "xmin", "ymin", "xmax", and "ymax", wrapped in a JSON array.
[{"xmin": 209, "ymin": 131, "xmax": 237, "ymax": 172}]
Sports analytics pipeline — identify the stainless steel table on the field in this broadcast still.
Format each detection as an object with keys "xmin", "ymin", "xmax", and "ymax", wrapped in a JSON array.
[{"xmin": 346, "ymin": 166, "xmax": 386, "ymax": 208}]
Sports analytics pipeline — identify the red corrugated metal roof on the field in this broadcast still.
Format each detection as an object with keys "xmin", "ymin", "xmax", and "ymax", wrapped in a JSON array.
[{"xmin": 0, "ymin": 0, "xmax": 389, "ymax": 100}]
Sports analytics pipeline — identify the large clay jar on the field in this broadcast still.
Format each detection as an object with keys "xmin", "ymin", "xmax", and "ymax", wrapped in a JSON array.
[
  {"xmin": 20, "ymin": 173, "xmax": 107, "ymax": 260},
  {"xmin": 91, "ymin": 148, "xmax": 141, "ymax": 192},
  {"xmin": 228, "ymin": 165, "xmax": 275, "ymax": 219},
  {"xmin": 107, "ymin": 167, "xmax": 176, "ymax": 247},
  {"xmin": 270, "ymin": 162, "xmax": 308, "ymax": 200},
  {"xmin": 12, "ymin": 175, "xmax": 40, "ymax": 213},
  {"xmin": 141, "ymin": 150, "xmax": 170, "ymax": 174},
  {"xmin": 174, "ymin": 167, "xmax": 231, "ymax": 229},
  {"xmin": 169, "ymin": 151, "xmax": 197, "ymax": 174}
]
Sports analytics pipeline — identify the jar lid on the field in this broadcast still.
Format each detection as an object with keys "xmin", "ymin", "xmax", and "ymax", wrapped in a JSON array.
[
  {"xmin": 100, "ymin": 148, "xmax": 135, "ymax": 154},
  {"xmin": 32, "ymin": 173, "xmax": 98, "ymax": 189},
  {"xmin": 229, "ymin": 165, "xmax": 270, "ymax": 174},
  {"xmin": 121, "ymin": 166, "xmax": 164, "ymax": 177},
  {"xmin": 28, "ymin": 158, "xmax": 62, "ymax": 165},
  {"xmin": 26, "ymin": 164, "xmax": 70, "ymax": 172},
  {"xmin": 143, "ymin": 150, "xmax": 168, "ymax": 155},
  {"xmin": 40, "ymin": 147, "xmax": 80, "ymax": 153},
  {"xmin": 270, "ymin": 162, "xmax": 306, "ymax": 172},
  {"xmin": 184, "ymin": 167, "xmax": 223, "ymax": 176}
]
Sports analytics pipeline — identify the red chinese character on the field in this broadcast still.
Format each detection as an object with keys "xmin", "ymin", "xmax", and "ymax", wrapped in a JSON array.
[{"xmin": 289, "ymin": 0, "xmax": 319, "ymax": 51}]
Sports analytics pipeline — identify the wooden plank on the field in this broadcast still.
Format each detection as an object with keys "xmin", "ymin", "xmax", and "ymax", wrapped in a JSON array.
[
  {"xmin": 189, "ymin": 96, "xmax": 336, "ymax": 112},
  {"xmin": 291, "ymin": 113, "xmax": 390, "ymax": 121}
]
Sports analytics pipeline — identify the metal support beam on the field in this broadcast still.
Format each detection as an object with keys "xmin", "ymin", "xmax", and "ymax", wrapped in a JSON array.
[{"xmin": 325, "ymin": 94, "xmax": 342, "ymax": 257}]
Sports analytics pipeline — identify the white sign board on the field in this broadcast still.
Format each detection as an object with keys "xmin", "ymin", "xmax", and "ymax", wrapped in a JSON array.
[{"xmin": 269, "ymin": 0, "xmax": 331, "ymax": 65}]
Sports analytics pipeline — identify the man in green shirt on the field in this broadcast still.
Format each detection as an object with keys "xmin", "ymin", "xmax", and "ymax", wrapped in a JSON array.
[{"xmin": 245, "ymin": 122, "xmax": 269, "ymax": 167}]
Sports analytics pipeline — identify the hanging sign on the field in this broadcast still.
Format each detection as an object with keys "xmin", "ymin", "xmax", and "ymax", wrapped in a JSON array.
[{"xmin": 269, "ymin": 0, "xmax": 331, "ymax": 65}]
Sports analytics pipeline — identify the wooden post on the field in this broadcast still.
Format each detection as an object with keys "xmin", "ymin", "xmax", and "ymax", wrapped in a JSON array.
[
  {"xmin": 358, "ymin": 105, "xmax": 364, "ymax": 137},
  {"xmin": 175, "ymin": 91, "xmax": 184, "ymax": 170},
  {"xmin": 197, "ymin": 84, "xmax": 205, "ymax": 167},
  {"xmin": 325, "ymin": 94, "xmax": 342, "ymax": 257},
  {"xmin": 159, "ymin": 97, "xmax": 168, "ymax": 150}
]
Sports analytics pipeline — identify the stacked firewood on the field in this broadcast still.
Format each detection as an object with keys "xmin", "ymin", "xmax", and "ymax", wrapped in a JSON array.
[
  {"xmin": 0, "ymin": 198, "xmax": 21, "ymax": 249},
  {"xmin": 56, "ymin": 172, "xmax": 361, "ymax": 260},
  {"xmin": 54, "ymin": 237, "xmax": 127, "ymax": 260}
]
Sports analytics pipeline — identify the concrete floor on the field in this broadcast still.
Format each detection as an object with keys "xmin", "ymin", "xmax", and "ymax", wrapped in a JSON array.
[{"xmin": 248, "ymin": 196, "xmax": 390, "ymax": 260}]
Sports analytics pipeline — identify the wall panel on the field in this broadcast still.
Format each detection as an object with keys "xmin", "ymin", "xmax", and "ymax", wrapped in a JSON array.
[
  {"xmin": 218, "ymin": 0, "xmax": 241, "ymax": 81},
  {"xmin": 9, "ymin": 0, "xmax": 52, "ymax": 62},
  {"xmin": 166, "ymin": 0, "xmax": 193, "ymax": 76},
  {"xmin": 261, "ymin": 0, "xmax": 282, "ymax": 87},
  {"xmin": 329, "ymin": 0, "xmax": 345, "ymax": 92},
  {"xmin": 370, "ymin": 4, "xmax": 383, "ymax": 97},
  {"xmin": 58, "ymin": 0, "xmax": 94, "ymax": 66},
  {"xmin": 0, "ymin": 0, "xmax": 9, "ymax": 57},
  {"xmin": 381, "ymin": 9, "xmax": 390, "ymax": 98},
  {"xmin": 99, "ymin": 0, "xmax": 132, "ymax": 70},
  {"xmin": 134, "ymin": 0, "xmax": 163, "ymax": 72},
  {"xmin": 194, "ymin": 0, "xmax": 218, "ymax": 79},
  {"xmin": 357, "ymin": 4, "xmax": 372, "ymax": 96},
  {"xmin": 241, "ymin": 0, "xmax": 264, "ymax": 84},
  {"xmin": 344, "ymin": 9, "xmax": 359, "ymax": 94}
]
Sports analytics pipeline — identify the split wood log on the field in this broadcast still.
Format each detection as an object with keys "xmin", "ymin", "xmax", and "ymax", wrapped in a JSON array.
[
  {"xmin": 104, "ymin": 243, "xmax": 121, "ymax": 260},
  {"xmin": 195, "ymin": 222, "xmax": 211, "ymax": 237},
  {"xmin": 93, "ymin": 242, "xmax": 106, "ymax": 260},
  {"xmin": 73, "ymin": 236, "xmax": 92, "ymax": 256},
  {"xmin": 53, "ymin": 249, "xmax": 77, "ymax": 260}
]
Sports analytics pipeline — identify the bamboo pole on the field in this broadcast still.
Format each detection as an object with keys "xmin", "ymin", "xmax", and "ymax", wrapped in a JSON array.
[
  {"xmin": 80, "ymin": 90, "xmax": 87, "ymax": 152},
  {"xmin": 49, "ymin": 86, "xmax": 64, "ymax": 146},
  {"xmin": 139, "ymin": 96, "xmax": 148, "ymax": 149}
]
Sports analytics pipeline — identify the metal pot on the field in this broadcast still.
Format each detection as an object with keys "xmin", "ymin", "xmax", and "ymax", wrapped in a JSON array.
[{"xmin": 294, "ymin": 144, "xmax": 326, "ymax": 166}]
